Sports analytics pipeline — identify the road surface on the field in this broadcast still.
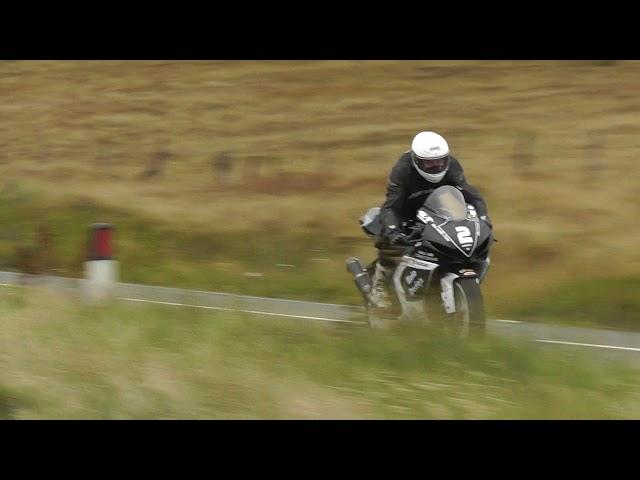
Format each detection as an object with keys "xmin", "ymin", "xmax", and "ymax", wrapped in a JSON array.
[{"xmin": 2, "ymin": 271, "xmax": 639, "ymax": 366}]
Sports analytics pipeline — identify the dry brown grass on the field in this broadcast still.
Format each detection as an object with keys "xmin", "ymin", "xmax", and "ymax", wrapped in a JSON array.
[{"xmin": 1, "ymin": 60, "xmax": 639, "ymax": 304}]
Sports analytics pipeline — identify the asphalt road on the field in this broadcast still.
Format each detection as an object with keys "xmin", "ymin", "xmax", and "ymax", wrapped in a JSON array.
[{"xmin": 2, "ymin": 271, "xmax": 639, "ymax": 366}]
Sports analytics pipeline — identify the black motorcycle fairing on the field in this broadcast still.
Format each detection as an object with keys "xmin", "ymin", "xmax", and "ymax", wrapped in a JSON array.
[
  {"xmin": 419, "ymin": 215, "xmax": 491, "ymax": 259},
  {"xmin": 415, "ymin": 186, "xmax": 493, "ymax": 261}
]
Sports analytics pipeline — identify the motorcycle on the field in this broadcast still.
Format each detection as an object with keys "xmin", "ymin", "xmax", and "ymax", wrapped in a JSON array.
[{"xmin": 346, "ymin": 185, "xmax": 495, "ymax": 337}]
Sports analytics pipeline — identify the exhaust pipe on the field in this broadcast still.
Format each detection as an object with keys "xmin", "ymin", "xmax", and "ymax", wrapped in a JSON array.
[{"xmin": 346, "ymin": 257, "xmax": 373, "ymax": 300}]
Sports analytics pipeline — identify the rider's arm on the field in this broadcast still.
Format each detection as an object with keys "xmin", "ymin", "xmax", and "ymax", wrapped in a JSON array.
[
  {"xmin": 449, "ymin": 157, "xmax": 489, "ymax": 218},
  {"xmin": 380, "ymin": 162, "xmax": 406, "ymax": 235},
  {"xmin": 458, "ymin": 179, "xmax": 489, "ymax": 218}
]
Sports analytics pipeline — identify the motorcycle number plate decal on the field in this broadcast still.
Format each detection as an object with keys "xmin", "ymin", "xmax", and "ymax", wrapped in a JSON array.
[
  {"xmin": 455, "ymin": 226, "xmax": 473, "ymax": 245},
  {"xmin": 440, "ymin": 219, "xmax": 479, "ymax": 257}
]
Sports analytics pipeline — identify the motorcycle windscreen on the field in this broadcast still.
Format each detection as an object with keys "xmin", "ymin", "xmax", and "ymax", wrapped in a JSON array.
[{"xmin": 423, "ymin": 186, "xmax": 467, "ymax": 221}]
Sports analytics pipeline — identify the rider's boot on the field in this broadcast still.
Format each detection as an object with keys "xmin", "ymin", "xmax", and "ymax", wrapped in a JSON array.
[{"xmin": 369, "ymin": 262, "xmax": 394, "ymax": 309}]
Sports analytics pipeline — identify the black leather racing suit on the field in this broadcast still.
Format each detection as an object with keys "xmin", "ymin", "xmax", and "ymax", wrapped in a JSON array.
[{"xmin": 377, "ymin": 151, "xmax": 489, "ymax": 268}]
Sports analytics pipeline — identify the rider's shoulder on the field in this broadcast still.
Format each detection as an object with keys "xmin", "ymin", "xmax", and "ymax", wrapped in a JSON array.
[
  {"xmin": 394, "ymin": 151, "xmax": 414, "ymax": 169},
  {"xmin": 448, "ymin": 154, "xmax": 464, "ymax": 172},
  {"xmin": 446, "ymin": 155, "xmax": 466, "ymax": 183}
]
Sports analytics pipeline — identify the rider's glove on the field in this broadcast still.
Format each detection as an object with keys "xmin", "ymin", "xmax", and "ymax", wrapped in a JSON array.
[{"xmin": 386, "ymin": 227, "xmax": 409, "ymax": 247}]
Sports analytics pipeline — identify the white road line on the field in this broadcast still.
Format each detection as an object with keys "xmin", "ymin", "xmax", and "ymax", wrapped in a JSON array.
[
  {"xmin": 535, "ymin": 339, "xmax": 640, "ymax": 352},
  {"xmin": 119, "ymin": 298, "xmax": 640, "ymax": 352},
  {"xmin": 119, "ymin": 297, "xmax": 367, "ymax": 325},
  {"xmin": 4, "ymin": 276, "xmax": 640, "ymax": 354},
  {"xmin": 115, "ymin": 282, "xmax": 364, "ymax": 310}
]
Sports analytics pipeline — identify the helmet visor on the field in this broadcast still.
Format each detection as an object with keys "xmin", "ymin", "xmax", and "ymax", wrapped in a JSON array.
[{"xmin": 414, "ymin": 154, "xmax": 450, "ymax": 175}]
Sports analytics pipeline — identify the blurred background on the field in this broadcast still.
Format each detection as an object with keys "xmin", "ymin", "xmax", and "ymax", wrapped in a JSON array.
[{"xmin": 1, "ymin": 60, "xmax": 639, "ymax": 418}]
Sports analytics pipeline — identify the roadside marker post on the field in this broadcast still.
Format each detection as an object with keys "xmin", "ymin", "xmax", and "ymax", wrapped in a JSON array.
[{"xmin": 83, "ymin": 223, "xmax": 119, "ymax": 303}]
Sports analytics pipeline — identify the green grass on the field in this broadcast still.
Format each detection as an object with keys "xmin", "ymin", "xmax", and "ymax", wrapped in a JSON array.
[
  {"xmin": 0, "ymin": 184, "xmax": 366, "ymax": 304},
  {"xmin": 3, "ymin": 60, "xmax": 640, "ymax": 420},
  {"xmin": 1, "ymin": 287, "xmax": 639, "ymax": 419},
  {"xmin": 506, "ymin": 277, "xmax": 640, "ymax": 331}
]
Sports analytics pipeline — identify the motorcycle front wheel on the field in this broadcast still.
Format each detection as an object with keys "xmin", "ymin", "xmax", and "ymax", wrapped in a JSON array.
[{"xmin": 447, "ymin": 277, "xmax": 486, "ymax": 339}]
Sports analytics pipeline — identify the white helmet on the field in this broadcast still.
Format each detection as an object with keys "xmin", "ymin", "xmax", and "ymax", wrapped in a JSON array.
[{"xmin": 411, "ymin": 131, "xmax": 451, "ymax": 183}]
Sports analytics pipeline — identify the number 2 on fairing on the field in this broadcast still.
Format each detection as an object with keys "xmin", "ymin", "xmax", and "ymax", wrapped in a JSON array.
[{"xmin": 455, "ymin": 226, "xmax": 473, "ymax": 244}]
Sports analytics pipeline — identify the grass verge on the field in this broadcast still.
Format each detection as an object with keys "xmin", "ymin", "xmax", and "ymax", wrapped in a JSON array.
[{"xmin": 1, "ymin": 287, "xmax": 639, "ymax": 419}]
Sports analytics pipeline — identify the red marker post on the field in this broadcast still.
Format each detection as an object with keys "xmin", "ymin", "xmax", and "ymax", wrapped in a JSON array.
[
  {"xmin": 83, "ymin": 223, "xmax": 119, "ymax": 303},
  {"xmin": 88, "ymin": 223, "xmax": 114, "ymax": 260}
]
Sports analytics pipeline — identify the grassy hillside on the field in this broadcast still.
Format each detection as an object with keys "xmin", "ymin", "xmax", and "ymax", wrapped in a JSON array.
[
  {"xmin": 1, "ymin": 287, "xmax": 639, "ymax": 419},
  {"xmin": 1, "ymin": 60, "xmax": 639, "ymax": 326},
  {"xmin": 2, "ymin": 185, "xmax": 638, "ymax": 331}
]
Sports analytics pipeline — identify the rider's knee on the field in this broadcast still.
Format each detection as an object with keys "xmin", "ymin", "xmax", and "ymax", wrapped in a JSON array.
[{"xmin": 378, "ymin": 255, "xmax": 396, "ymax": 269}]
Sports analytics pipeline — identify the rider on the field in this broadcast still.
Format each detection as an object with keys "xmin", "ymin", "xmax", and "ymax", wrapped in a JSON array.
[{"xmin": 370, "ymin": 131, "xmax": 492, "ymax": 308}]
